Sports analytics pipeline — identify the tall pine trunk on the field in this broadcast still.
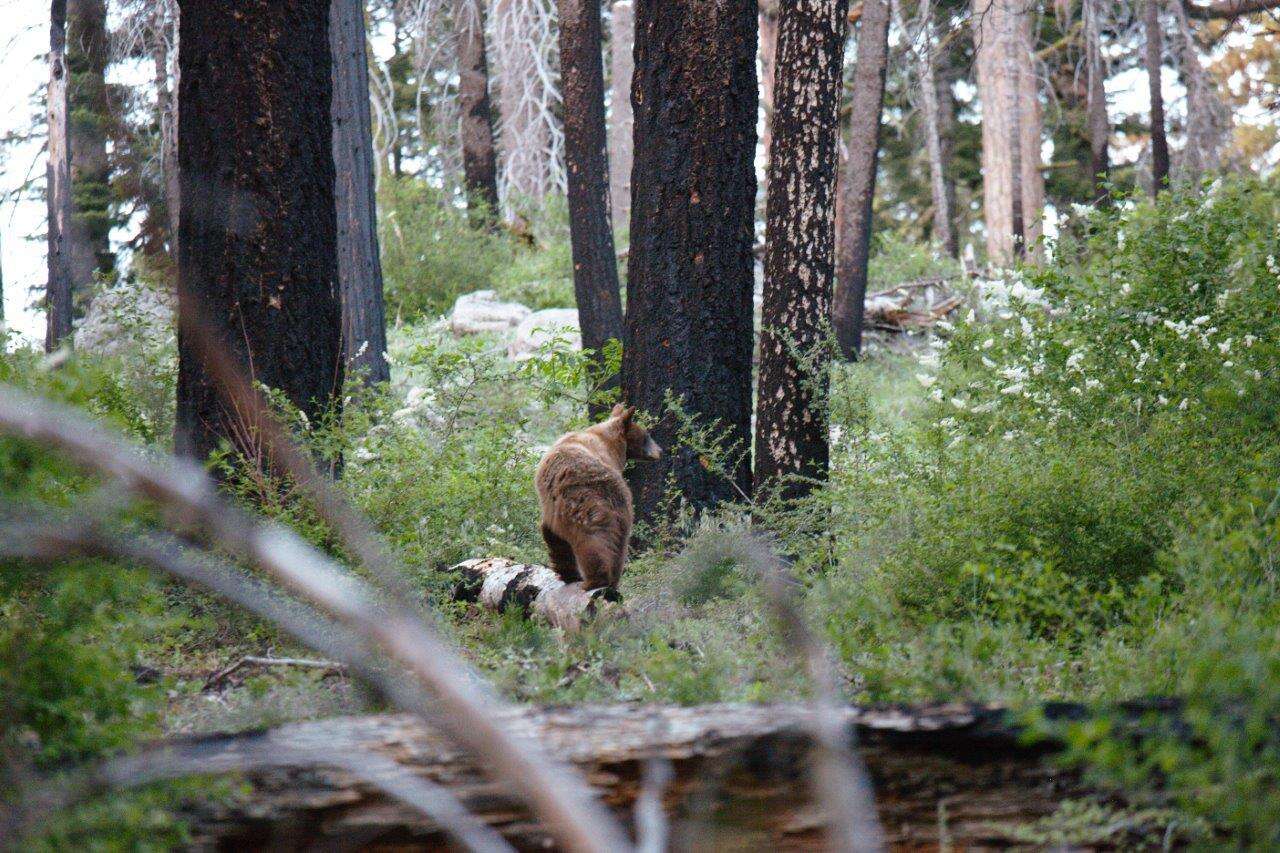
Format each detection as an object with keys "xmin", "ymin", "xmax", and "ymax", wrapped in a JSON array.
[
  {"xmin": 454, "ymin": 0, "xmax": 501, "ymax": 222},
  {"xmin": 972, "ymin": 0, "xmax": 1044, "ymax": 265},
  {"xmin": 899, "ymin": 0, "xmax": 957, "ymax": 257},
  {"xmin": 152, "ymin": 1, "xmax": 180, "ymax": 257},
  {"xmin": 331, "ymin": 0, "xmax": 389, "ymax": 384},
  {"xmin": 559, "ymin": 0, "xmax": 624, "ymax": 416},
  {"xmin": 1145, "ymin": 0, "xmax": 1169, "ymax": 195},
  {"xmin": 754, "ymin": 0, "xmax": 848, "ymax": 498},
  {"xmin": 831, "ymin": 0, "xmax": 890, "ymax": 361},
  {"xmin": 758, "ymin": 1, "xmax": 780, "ymax": 170},
  {"xmin": 1083, "ymin": 0, "xmax": 1111, "ymax": 203},
  {"xmin": 65, "ymin": 0, "xmax": 113, "ymax": 299},
  {"xmin": 175, "ymin": 0, "xmax": 343, "ymax": 465},
  {"xmin": 623, "ymin": 0, "xmax": 757, "ymax": 523},
  {"xmin": 607, "ymin": 0, "xmax": 634, "ymax": 231},
  {"xmin": 46, "ymin": 0, "xmax": 73, "ymax": 352}
]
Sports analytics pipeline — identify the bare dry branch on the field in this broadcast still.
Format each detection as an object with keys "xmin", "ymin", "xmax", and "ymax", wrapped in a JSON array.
[
  {"xmin": 0, "ymin": 385, "xmax": 632, "ymax": 853},
  {"xmin": 745, "ymin": 536, "xmax": 886, "ymax": 852}
]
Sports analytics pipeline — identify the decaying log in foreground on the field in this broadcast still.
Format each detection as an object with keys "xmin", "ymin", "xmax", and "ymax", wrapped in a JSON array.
[
  {"xmin": 453, "ymin": 557, "xmax": 623, "ymax": 631},
  {"xmin": 177, "ymin": 702, "xmax": 1098, "ymax": 850}
]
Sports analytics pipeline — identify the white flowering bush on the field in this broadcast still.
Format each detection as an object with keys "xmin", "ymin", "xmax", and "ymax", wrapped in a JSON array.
[{"xmin": 821, "ymin": 178, "xmax": 1280, "ymax": 696}]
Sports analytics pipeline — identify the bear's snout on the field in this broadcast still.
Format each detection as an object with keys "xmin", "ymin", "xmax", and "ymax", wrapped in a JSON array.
[{"xmin": 642, "ymin": 438, "xmax": 662, "ymax": 461}]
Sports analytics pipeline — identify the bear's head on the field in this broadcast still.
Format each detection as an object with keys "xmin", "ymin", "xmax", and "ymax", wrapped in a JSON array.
[{"xmin": 611, "ymin": 404, "xmax": 662, "ymax": 461}]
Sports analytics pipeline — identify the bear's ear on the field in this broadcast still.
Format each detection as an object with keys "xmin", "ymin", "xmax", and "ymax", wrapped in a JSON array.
[
  {"xmin": 620, "ymin": 405, "xmax": 636, "ymax": 423},
  {"xmin": 610, "ymin": 402, "xmax": 628, "ymax": 419}
]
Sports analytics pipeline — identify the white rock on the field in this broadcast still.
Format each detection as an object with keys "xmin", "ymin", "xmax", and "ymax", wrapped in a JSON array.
[
  {"xmin": 448, "ymin": 290, "xmax": 531, "ymax": 335},
  {"xmin": 508, "ymin": 308, "xmax": 581, "ymax": 360},
  {"xmin": 74, "ymin": 280, "xmax": 175, "ymax": 358}
]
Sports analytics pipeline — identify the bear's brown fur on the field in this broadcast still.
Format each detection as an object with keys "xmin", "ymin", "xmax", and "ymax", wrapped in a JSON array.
[{"xmin": 535, "ymin": 404, "xmax": 662, "ymax": 590}]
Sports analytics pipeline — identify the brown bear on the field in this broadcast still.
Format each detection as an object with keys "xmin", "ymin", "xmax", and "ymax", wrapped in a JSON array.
[{"xmin": 535, "ymin": 404, "xmax": 662, "ymax": 590}]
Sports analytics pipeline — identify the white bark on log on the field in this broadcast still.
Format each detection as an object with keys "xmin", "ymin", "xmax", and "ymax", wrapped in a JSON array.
[
  {"xmin": 169, "ymin": 702, "xmax": 1096, "ymax": 850},
  {"xmin": 452, "ymin": 557, "xmax": 623, "ymax": 631}
]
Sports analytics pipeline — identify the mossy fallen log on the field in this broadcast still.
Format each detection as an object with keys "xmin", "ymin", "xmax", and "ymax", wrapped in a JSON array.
[
  {"xmin": 452, "ymin": 557, "xmax": 623, "ymax": 631},
  {"xmin": 174, "ymin": 702, "xmax": 1104, "ymax": 850}
]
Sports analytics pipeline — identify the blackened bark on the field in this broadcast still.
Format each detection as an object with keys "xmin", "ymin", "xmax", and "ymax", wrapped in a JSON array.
[
  {"xmin": 624, "ymin": 0, "xmax": 757, "ymax": 522},
  {"xmin": 65, "ymin": 0, "xmax": 113, "ymax": 299},
  {"xmin": 46, "ymin": 0, "xmax": 73, "ymax": 352},
  {"xmin": 1145, "ymin": 0, "xmax": 1169, "ymax": 195},
  {"xmin": 331, "ymin": 0, "xmax": 389, "ymax": 384},
  {"xmin": 559, "ymin": 0, "xmax": 624, "ymax": 417},
  {"xmin": 454, "ymin": 0, "xmax": 500, "ymax": 223},
  {"xmin": 607, "ymin": 0, "xmax": 634, "ymax": 231},
  {"xmin": 754, "ymin": 0, "xmax": 848, "ymax": 497},
  {"xmin": 832, "ymin": 0, "xmax": 890, "ymax": 361},
  {"xmin": 1084, "ymin": 0, "xmax": 1111, "ymax": 204},
  {"xmin": 175, "ymin": 0, "xmax": 343, "ymax": 464}
]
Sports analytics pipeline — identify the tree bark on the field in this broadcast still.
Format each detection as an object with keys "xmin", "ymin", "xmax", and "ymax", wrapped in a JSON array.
[
  {"xmin": 607, "ymin": 0, "xmax": 634, "ymax": 232},
  {"xmin": 1084, "ymin": 0, "xmax": 1111, "ymax": 204},
  {"xmin": 151, "ymin": 1, "xmax": 180, "ymax": 259},
  {"xmin": 623, "ymin": 0, "xmax": 757, "ymax": 523},
  {"xmin": 754, "ymin": 0, "xmax": 848, "ymax": 498},
  {"xmin": 559, "ymin": 0, "xmax": 625, "ymax": 417},
  {"xmin": 1145, "ymin": 0, "xmax": 1170, "ymax": 196},
  {"xmin": 454, "ymin": 0, "xmax": 501, "ymax": 223},
  {"xmin": 452, "ymin": 557, "xmax": 623, "ymax": 631},
  {"xmin": 972, "ymin": 0, "xmax": 1044, "ymax": 265},
  {"xmin": 175, "ymin": 0, "xmax": 343, "ymax": 465},
  {"xmin": 46, "ymin": 0, "xmax": 73, "ymax": 352},
  {"xmin": 331, "ymin": 0, "xmax": 390, "ymax": 385},
  {"xmin": 902, "ymin": 0, "xmax": 958, "ymax": 257},
  {"xmin": 758, "ymin": 0, "xmax": 780, "ymax": 170},
  {"xmin": 832, "ymin": 0, "xmax": 890, "ymax": 361},
  {"xmin": 1170, "ymin": 0, "xmax": 1229, "ymax": 184},
  {"xmin": 168, "ymin": 703, "xmax": 1102, "ymax": 849},
  {"xmin": 65, "ymin": 0, "xmax": 113, "ymax": 301}
]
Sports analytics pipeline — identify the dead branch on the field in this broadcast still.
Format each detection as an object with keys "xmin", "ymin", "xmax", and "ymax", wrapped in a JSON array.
[
  {"xmin": 204, "ymin": 655, "xmax": 348, "ymax": 691},
  {"xmin": 0, "ymin": 385, "xmax": 631, "ymax": 853},
  {"xmin": 1181, "ymin": 0, "xmax": 1280, "ymax": 17},
  {"xmin": 746, "ymin": 537, "xmax": 885, "ymax": 852}
]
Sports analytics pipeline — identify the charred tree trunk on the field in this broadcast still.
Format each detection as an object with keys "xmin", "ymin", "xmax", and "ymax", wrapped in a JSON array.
[
  {"xmin": 559, "ymin": 0, "xmax": 625, "ymax": 416},
  {"xmin": 331, "ymin": 0, "xmax": 389, "ymax": 385},
  {"xmin": 832, "ymin": 0, "xmax": 890, "ymax": 361},
  {"xmin": 65, "ymin": 0, "xmax": 113, "ymax": 302},
  {"xmin": 1083, "ymin": 0, "xmax": 1111, "ymax": 204},
  {"xmin": 1145, "ymin": 0, "xmax": 1169, "ymax": 195},
  {"xmin": 623, "ymin": 0, "xmax": 757, "ymax": 522},
  {"xmin": 754, "ymin": 0, "xmax": 848, "ymax": 497},
  {"xmin": 608, "ymin": 0, "xmax": 634, "ymax": 232},
  {"xmin": 175, "ymin": 0, "xmax": 343, "ymax": 464},
  {"xmin": 167, "ymin": 703, "xmax": 1103, "ymax": 850},
  {"xmin": 454, "ymin": 0, "xmax": 501, "ymax": 223},
  {"xmin": 46, "ymin": 0, "xmax": 73, "ymax": 352}
]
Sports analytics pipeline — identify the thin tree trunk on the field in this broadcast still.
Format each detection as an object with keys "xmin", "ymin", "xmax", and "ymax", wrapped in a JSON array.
[
  {"xmin": 1170, "ymin": 0, "xmax": 1228, "ymax": 184},
  {"xmin": 1014, "ymin": 7, "xmax": 1043, "ymax": 260},
  {"xmin": 607, "ymin": 0, "xmax": 634, "ymax": 232},
  {"xmin": 1083, "ymin": 0, "xmax": 1111, "ymax": 203},
  {"xmin": 759, "ymin": 0, "xmax": 780, "ymax": 170},
  {"xmin": 175, "ymin": 0, "xmax": 343, "ymax": 465},
  {"xmin": 331, "ymin": 0, "xmax": 389, "ymax": 385},
  {"xmin": 454, "ymin": 0, "xmax": 501, "ymax": 223},
  {"xmin": 623, "ymin": 0, "xmax": 757, "ymax": 522},
  {"xmin": 1145, "ymin": 0, "xmax": 1169, "ymax": 195},
  {"xmin": 559, "ymin": 0, "xmax": 624, "ymax": 418},
  {"xmin": 903, "ymin": 0, "xmax": 958, "ymax": 257},
  {"xmin": 46, "ymin": 0, "xmax": 73, "ymax": 352},
  {"xmin": 832, "ymin": 0, "xmax": 890, "ymax": 361},
  {"xmin": 153, "ymin": 2, "xmax": 180, "ymax": 259},
  {"xmin": 65, "ymin": 0, "xmax": 112, "ymax": 300},
  {"xmin": 754, "ymin": 0, "xmax": 848, "ymax": 497}
]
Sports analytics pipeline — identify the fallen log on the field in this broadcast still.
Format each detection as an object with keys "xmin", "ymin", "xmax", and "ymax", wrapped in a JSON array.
[
  {"xmin": 173, "ymin": 702, "xmax": 1102, "ymax": 850},
  {"xmin": 452, "ymin": 557, "xmax": 623, "ymax": 631}
]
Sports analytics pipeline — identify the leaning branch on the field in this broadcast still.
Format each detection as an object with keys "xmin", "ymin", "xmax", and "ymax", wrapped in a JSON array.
[
  {"xmin": 1181, "ymin": 0, "xmax": 1280, "ymax": 17},
  {"xmin": 0, "ymin": 385, "xmax": 631, "ymax": 853}
]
